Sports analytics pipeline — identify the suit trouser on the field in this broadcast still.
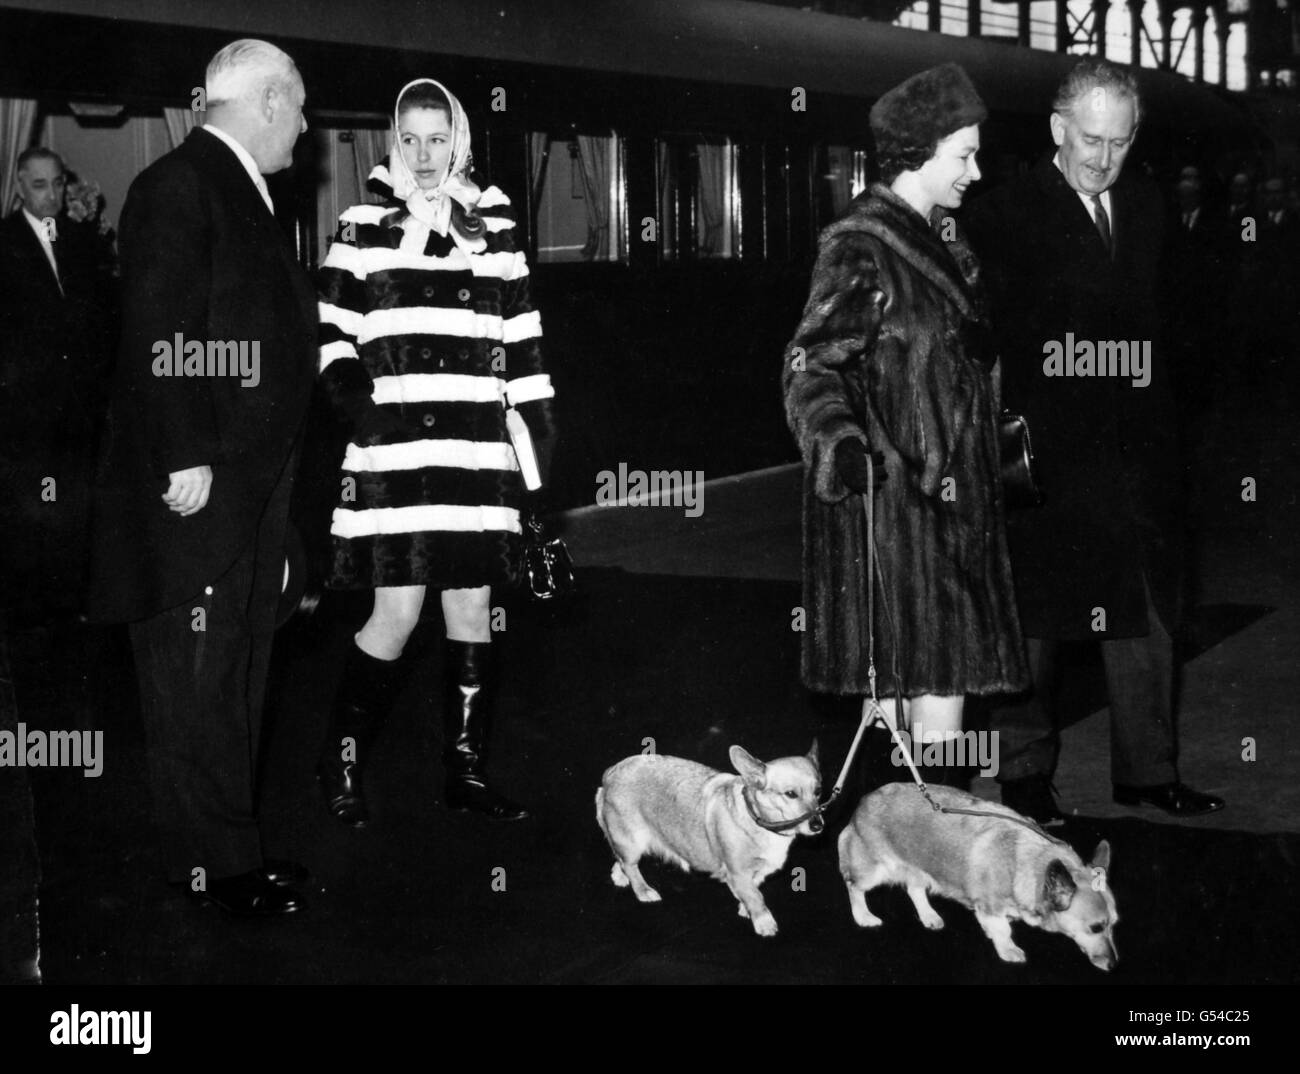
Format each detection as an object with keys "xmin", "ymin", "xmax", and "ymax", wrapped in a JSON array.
[
  {"xmin": 994, "ymin": 574, "xmax": 1177, "ymax": 787},
  {"xmin": 128, "ymin": 463, "xmax": 291, "ymax": 883}
]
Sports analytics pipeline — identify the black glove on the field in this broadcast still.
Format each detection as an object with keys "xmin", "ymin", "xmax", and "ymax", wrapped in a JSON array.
[{"xmin": 835, "ymin": 439, "xmax": 888, "ymax": 495}]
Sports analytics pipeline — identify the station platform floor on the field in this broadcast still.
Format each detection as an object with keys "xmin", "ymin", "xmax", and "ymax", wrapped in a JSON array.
[{"xmin": 2, "ymin": 361, "xmax": 1297, "ymax": 987}]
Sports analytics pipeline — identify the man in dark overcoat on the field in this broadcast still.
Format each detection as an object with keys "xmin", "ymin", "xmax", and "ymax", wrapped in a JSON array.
[
  {"xmin": 87, "ymin": 39, "xmax": 317, "ymax": 915},
  {"xmin": 0, "ymin": 147, "xmax": 113, "ymax": 620},
  {"xmin": 965, "ymin": 58, "xmax": 1224, "ymax": 821}
]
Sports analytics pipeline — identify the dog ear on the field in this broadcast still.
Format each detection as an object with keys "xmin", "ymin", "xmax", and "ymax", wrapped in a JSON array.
[
  {"xmin": 729, "ymin": 745, "xmax": 767, "ymax": 787},
  {"xmin": 1042, "ymin": 859, "xmax": 1077, "ymax": 913},
  {"xmin": 1090, "ymin": 839, "xmax": 1111, "ymax": 872},
  {"xmin": 806, "ymin": 738, "xmax": 820, "ymax": 770}
]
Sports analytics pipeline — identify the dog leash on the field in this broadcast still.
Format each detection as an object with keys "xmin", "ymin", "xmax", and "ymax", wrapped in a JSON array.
[
  {"xmin": 812, "ymin": 467, "xmax": 1070, "ymax": 851},
  {"xmin": 821, "ymin": 460, "xmax": 903, "ymax": 807}
]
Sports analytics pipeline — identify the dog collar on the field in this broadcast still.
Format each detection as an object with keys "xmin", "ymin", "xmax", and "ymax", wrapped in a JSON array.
[{"xmin": 742, "ymin": 786, "xmax": 816, "ymax": 835}]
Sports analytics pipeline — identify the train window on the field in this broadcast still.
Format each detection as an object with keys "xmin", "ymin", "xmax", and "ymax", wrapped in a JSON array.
[
  {"xmin": 656, "ymin": 136, "xmax": 741, "ymax": 260},
  {"xmin": 825, "ymin": 146, "xmax": 869, "ymax": 218},
  {"xmin": 530, "ymin": 132, "xmax": 627, "ymax": 263},
  {"xmin": 657, "ymin": 141, "xmax": 681, "ymax": 259},
  {"xmin": 697, "ymin": 139, "xmax": 739, "ymax": 258},
  {"xmin": 315, "ymin": 126, "xmax": 390, "ymax": 261}
]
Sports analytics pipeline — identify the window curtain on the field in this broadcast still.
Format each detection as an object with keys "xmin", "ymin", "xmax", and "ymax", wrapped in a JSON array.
[
  {"xmin": 351, "ymin": 129, "xmax": 390, "ymax": 202},
  {"xmin": 529, "ymin": 132, "xmax": 551, "ymax": 219},
  {"xmin": 696, "ymin": 141, "xmax": 726, "ymax": 257},
  {"xmin": 574, "ymin": 134, "xmax": 610, "ymax": 261},
  {"xmin": 162, "ymin": 106, "xmax": 201, "ymax": 150},
  {"xmin": 852, "ymin": 150, "xmax": 869, "ymax": 199},
  {"xmin": 656, "ymin": 140, "xmax": 675, "ymax": 258},
  {"xmin": 1, "ymin": 98, "xmax": 39, "ymax": 214}
]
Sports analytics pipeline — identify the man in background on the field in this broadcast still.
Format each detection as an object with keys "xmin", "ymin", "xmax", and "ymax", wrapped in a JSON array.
[{"xmin": 0, "ymin": 147, "xmax": 113, "ymax": 623}]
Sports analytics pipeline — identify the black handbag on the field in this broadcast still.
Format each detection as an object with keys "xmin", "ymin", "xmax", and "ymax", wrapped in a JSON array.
[
  {"xmin": 521, "ymin": 510, "xmax": 576, "ymax": 601},
  {"xmin": 999, "ymin": 411, "xmax": 1045, "ymax": 509}
]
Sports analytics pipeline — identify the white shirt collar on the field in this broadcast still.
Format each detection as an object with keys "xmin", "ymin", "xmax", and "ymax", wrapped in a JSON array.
[
  {"xmin": 21, "ymin": 207, "xmax": 54, "ymax": 245},
  {"xmin": 200, "ymin": 123, "xmax": 274, "ymax": 214},
  {"xmin": 1054, "ymin": 151, "xmax": 1112, "ymax": 225},
  {"xmin": 20, "ymin": 207, "xmax": 62, "ymax": 292}
]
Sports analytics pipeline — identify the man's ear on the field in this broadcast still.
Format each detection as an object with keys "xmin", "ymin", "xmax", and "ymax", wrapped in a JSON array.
[
  {"xmin": 730, "ymin": 745, "xmax": 766, "ymax": 788},
  {"xmin": 1049, "ymin": 111, "xmax": 1066, "ymax": 148},
  {"xmin": 261, "ymin": 83, "xmax": 279, "ymax": 123}
]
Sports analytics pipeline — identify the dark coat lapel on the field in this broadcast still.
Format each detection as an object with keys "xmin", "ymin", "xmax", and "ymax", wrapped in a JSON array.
[
  {"xmin": 3, "ymin": 210, "xmax": 62, "ymax": 294},
  {"xmin": 181, "ymin": 128, "xmax": 316, "ymax": 340},
  {"xmin": 1107, "ymin": 173, "xmax": 1144, "ymax": 276},
  {"xmin": 184, "ymin": 127, "xmax": 274, "ymax": 230},
  {"xmin": 1032, "ymin": 155, "xmax": 1114, "ymax": 270}
]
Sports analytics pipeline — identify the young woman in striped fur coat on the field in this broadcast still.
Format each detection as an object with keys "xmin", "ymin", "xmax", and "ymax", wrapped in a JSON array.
[{"xmin": 315, "ymin": 79, "xmax": 555, "ymax": 824}]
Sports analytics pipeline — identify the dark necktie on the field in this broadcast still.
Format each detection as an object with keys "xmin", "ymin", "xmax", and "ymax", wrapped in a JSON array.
[{"xmin": 1091, "ymin": 195, "xmax": 1113, "ymax": 257}]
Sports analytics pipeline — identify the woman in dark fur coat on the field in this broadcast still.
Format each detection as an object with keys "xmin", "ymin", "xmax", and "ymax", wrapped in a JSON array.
[
  {"xmin": 783, "ymin": 64, "xmax": 1027, "ymax": 786},
  {"xmin": 314, "ymin": 78, "xmax": 555, "ymax": 824}
]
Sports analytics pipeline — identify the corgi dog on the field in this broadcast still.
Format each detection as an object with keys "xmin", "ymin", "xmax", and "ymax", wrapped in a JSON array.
[
  {"xmin": 838, "ymin": 782, "xmax": 1118, "ymax": 969},
  {"xmin": 596, "ymin": 743, "xmax": 823, "ymax": 936}
]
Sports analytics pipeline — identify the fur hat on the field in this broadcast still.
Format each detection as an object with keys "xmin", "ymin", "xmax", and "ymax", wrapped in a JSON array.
[{"xmin": 870, "ymin": 63, "xmax": 987, "ymax": 156}]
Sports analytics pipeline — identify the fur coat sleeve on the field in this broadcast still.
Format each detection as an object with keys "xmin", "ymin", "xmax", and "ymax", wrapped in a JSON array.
[{"xmin": 782, "ymin": 232, "xmax": 886, "ymax": 505}]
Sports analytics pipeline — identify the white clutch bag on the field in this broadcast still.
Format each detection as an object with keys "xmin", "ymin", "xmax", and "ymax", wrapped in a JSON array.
[{"xmin": 505, "ymin": 406, "xmax": 542, "ymax": 491}]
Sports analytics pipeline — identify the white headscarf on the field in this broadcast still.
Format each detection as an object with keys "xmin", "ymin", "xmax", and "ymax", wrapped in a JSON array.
[{"xmin": 387, "ymin": 78, "xmax": 484, "ymax": 248}]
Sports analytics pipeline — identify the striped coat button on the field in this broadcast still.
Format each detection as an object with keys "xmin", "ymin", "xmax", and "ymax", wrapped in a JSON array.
[
  {"xmin": 458, "ymin": 288, "xmax": 471, "ymax": 302},
  {"xmin": 423, "ymin": 285, "xmax": 436, "ymax": 297},
  {"xmin": 422, "ymin": 414, "xmax": 436, "ymax": 428}
]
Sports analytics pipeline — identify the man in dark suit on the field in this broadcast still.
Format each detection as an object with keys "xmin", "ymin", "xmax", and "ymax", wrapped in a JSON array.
[
  {"xmin": 1255, "ymin": 179, "xmax": 1299, "ymax": 340},
  {"xmin": 87, "ymin": 39, "xmax": 317, "ymax": 916},
  {"xmin": 965, "ymin": 58, "xmax": 1224, "ymax": 823},
  {"xmin": 1225, "ymin": 172, "xmax": 1253, "ymax": 232},
  {"xmin": 0, "ymin": 147, "xmax": 113, "ymax": 621}
]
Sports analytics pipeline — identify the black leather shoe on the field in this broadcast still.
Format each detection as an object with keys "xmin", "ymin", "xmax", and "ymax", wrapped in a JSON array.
[
  {"xmin": 1000, "ymin": 775, "xmax": 1065, "ymax": 826},
  {"xmin": 260, "ymin": 858, "xmax": 310, "ymax": 887},
  {"xmin": 445, "ymin": 775, "xmax": 531, "ymax": 821},
  {"xmin": 1113, "ymin": 781, "xmax": 1225, "ymax": 816},
  {"xmin": 187, "ymin": 871, "xmax": 306, "ymax": 917}
]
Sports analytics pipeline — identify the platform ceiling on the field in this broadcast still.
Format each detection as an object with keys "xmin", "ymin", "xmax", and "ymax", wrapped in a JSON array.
[{"xmin": 0, "ymin": 0, "xmax": 1248, "ymax": 131}]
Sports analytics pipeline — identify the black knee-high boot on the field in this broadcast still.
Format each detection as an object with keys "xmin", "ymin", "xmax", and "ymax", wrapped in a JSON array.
[
  {"xmin": 913, "ymin": 734, "xmax": 974, "ymax": 792},
  {"xmin": 441, "ymin": 639, "xmax": 529, "ymax": 821},
  {"xmin": 317, "ymin": 639, "xmax": 407, "ymax": 827}
]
